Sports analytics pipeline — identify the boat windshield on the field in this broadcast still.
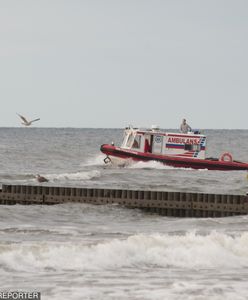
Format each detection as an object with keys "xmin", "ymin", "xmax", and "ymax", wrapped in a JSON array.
[
  {"xmin": 121, "ymin": 130, "xmax": 135, "ymax": 148},
  {"xmin": 126, "ymin": 133, "xmax": 134, "ymax": 148},
  {"xmin": 121, "ymin": 131, "xmax": 128, "ymax": 147}
]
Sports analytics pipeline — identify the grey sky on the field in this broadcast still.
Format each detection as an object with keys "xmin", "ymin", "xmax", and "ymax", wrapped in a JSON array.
[{"xmin": 0, "ymin": 0, "xmax": 247, "ymax": 128}]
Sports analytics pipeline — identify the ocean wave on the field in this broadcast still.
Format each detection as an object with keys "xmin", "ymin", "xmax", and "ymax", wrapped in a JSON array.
[
  {"xmin": 81, "ymin": 154, "xmax": 106, "ymax": 167},
  {"xmin": 0, "ymin": 170, "xmax": 101, "ymax": 183},
  {"xmin": 47, "ymin": 170, "xmax": 101, "ymax": 181},
  {"xmin": 1, "ymin": 231, "xmax": 248, "ymax": 272},
  {"xmin": 128, "ymin": 161, "xmax": 196, "ymax": 171},
  {"xmin": 0, "ymin": 173, "xmax": 35, "ymax": 181},
  {"xmin": 81, "ymin": 155, "xmax": 193, "ymax": 170},
  {"xmin": 128, "ymin": 161, "xmax": 168, "ymax": 169}
]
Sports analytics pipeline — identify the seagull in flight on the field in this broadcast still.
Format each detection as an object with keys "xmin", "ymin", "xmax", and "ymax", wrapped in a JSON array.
[{"xmin": 17, "ymin": 113, "xmax": 40, "ymax": 126}]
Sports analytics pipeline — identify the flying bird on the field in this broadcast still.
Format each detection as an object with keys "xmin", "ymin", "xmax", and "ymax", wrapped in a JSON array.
[{"xmin": 17, "ymin": 113, "xmax": 40, "ymax": 126}]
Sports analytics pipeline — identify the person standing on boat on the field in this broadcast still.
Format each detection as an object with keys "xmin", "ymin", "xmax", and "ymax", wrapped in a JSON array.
[{"xmin": 180, "ymin": 119, "xmax": 192, "ymax": 133}]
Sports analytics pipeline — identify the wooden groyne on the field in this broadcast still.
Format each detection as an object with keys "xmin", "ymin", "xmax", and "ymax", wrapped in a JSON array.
[{"xmin": 0, "ymin": 184, "xmax": 247, "ymax": 217}]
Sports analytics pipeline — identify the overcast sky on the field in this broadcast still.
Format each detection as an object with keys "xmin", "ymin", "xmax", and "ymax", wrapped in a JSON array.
[{"xmin": 0, "ymin": 0, "xmax": 247, "ymax": 128}]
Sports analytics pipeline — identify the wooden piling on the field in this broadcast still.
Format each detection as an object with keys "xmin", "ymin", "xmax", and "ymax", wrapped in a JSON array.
[{"xmin": 0, "ymin": 184, "xmax": 247, "ymax": 217}]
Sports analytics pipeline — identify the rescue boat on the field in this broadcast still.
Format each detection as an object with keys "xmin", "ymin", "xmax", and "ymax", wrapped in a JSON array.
[{"xmin": 100, "ymin": 126, "xmax": 248, "ymax": 171}]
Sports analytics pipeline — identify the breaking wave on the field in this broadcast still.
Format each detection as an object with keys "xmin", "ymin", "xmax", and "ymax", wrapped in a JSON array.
[
  {"xmin": 81, "ymin": 154, "xmax": 106, "ymax": 167},
  {"xmin": 1, "ymin": 231, "xmax": 248, "ymax": 272},
  {"xmin": 128, "ymin": 160, "xmax": 196, "ymax": 171},
  {"xmin": 47, "ymin": 170, "xmax": 101, "ymax": 181},
  {"xmin": 0, "ymin": 170, "xmax": 101, "ymax": 184},
  {"xmin": 128, "ymin": 161, "xmax": 172, "ymax": 169}
]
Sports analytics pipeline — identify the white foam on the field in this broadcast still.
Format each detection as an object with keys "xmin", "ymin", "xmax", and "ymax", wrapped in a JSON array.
[
  {"xmin": 1, "ymin": 231, "xmax": 248, "ymax": 272},
  {"xmin": 128, "ymin": 160, "xmax": 195, "ymax": 171},
  {"xmin": 46, "ymin": 170, "xmax": 101, "ymax": 181},
  {"xmin": 81, "ymin": 154, "xmax": 106, "ymax": 167},
  {"xmin": 128, "ymin": 160, "xmax": 173, "ymax": 169},
  {"xmin": 81, "ymin": 155, "xmax": 201, "ymax": 171}
]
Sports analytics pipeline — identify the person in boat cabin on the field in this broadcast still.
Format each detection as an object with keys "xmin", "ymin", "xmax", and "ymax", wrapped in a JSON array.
[
  {"xmin": 144, "ymin": 138, "xmax": 151, "ymax": 152},
  {"xmin": 132, "ymin": 135, "xmax": 141, "ymax": 148},
  {"xmin": 132, "ymin": 139, "xmax": 139, "ymax": 148},
  {"xmin": 180, "ymin": 118, "xmax": 192, "ymax": 134}
]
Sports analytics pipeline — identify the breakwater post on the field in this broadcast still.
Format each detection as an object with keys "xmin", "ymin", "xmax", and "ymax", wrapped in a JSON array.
[{"xmin": 0, "ymin": 184, "xmax": 247, "ymax": 217}]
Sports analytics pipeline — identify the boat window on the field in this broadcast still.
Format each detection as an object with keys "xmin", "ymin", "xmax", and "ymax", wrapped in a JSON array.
[
  {"xmin": 184, "ymin": 144, "xmax": 191, "ymax": 151},
  {"xmin": 184, "ymin": 144, "xmax": 201, "ymax": 151},
  {"xmin": 132, "ymin": 135, "xmax": 141, "ymax": 149},
  {"xmin": 193, "ymin": 144, "xmax": 201, "ymax": 151},
  {"xmin": 126, "ymin": 133, "xmax": 134, "ymax": 148},
  {"xmin": 121, "ymin": 131, "xmax": 128, "ymax": 147}
]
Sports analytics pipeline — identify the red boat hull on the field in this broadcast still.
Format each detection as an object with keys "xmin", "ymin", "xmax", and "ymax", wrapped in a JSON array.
[{"xmin": 100, "ymin": 144, "xmax": 248, "ymax": 171}]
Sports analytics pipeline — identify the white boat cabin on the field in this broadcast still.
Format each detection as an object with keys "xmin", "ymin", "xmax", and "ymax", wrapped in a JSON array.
[{"xmin": 121, "ymin": 126, "xmax": 206, "ymax": 159}]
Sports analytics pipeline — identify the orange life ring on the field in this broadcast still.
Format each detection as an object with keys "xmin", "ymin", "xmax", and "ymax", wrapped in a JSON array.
[{"xmin": 220, "ymin": 152, "xmax": 233, "ymax": 162}]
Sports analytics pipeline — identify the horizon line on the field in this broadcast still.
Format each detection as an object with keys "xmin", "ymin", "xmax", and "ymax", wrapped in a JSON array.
[{"xmin": 0, "ymin": 126, "xmax": 248, "ymax": 130}]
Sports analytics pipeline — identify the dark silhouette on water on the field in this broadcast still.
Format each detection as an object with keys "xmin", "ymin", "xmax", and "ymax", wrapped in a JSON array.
[{"xmin": 36, "ymin": 174, "xmax": 49, "ymax": 183}]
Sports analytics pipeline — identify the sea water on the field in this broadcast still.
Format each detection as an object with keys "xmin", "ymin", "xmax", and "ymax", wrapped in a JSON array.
[{"xmin": 0, "ymin": 128, "xmax": 248, "ymax": 300}]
